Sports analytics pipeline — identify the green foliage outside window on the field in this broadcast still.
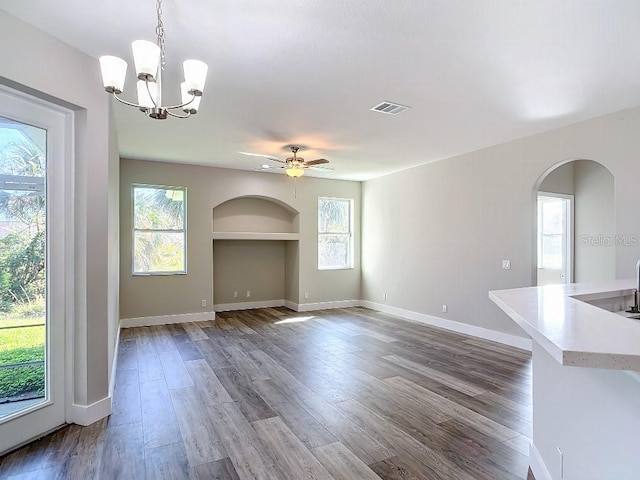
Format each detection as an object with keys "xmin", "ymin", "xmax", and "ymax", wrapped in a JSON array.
[
  {"xmin": 133, "ymin": 185, "xmax": 187, "ymax": 274},
  {"xmin": 0, "ymin": 135, "xmax": 46, "ymax": 402}
]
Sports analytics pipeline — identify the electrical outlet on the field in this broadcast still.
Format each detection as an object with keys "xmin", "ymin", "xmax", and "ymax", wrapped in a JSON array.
[
  {"xmin": 304, "ymin": 292, "xmax": 309, "ymax": 299},
  {"xmin": 233, "ymin": 291, "xmax": 238, "ymax": 298},
  {"xmin": 246, "ymin": 290, "xmax": 251, "ymax": 298},
  {"xmin": 442, "ymin": 304, "xmax": 447, "ymax": 313},
  {"xmin": 201, "ymin": 299, "xmax": 207, "ymax": 307},
  {"xmin": 383, "ymin": 293, "xmax": 387, "ymax": 300},
  {"xmin": 502, "ymin": 260, "xmax": 511, "ymax": 270}
]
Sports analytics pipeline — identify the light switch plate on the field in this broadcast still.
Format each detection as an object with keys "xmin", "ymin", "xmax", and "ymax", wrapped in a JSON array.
[{"xmin": 502, "ymin": 260, "xmax": 511, "ymax": 270}]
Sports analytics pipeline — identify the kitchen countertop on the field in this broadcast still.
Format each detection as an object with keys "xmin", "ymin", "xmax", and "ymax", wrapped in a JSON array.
[{"xmin": 490, "ymin": 280, "xmax": 640, "ymax": 370}]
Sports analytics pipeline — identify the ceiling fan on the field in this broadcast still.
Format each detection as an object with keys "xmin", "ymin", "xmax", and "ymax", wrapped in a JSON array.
[{"xmin": 239, "ymin": 146, "xmax": 333, "ymax": 178}]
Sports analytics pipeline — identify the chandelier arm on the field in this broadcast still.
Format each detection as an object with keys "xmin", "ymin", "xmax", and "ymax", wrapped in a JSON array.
[
  {"xmin": 163, "ymin": 92, "xmax": 197, "ymax": 111},
  {"xmin": 111, "ymin": 92, "xmax": 146, "ymax": 109},
  {"xmin": 145, "ymin": 80, "xmax": 159, "ymax": 108},
  {"xmin": 166, "ymin": 110, "xmax": 191, "ymax": 119}
]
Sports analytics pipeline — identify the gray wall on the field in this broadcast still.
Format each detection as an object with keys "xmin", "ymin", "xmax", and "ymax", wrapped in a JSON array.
[
  {"xmin": 539, "ymin": 161, "xmax": 575, "ymax": 194},
  {"xmin": 120, "ymin": 159, "xmax": 361, "ymax": 319},
  {"xmin": 213, "ymin": 240, "xmax": 285, "ymax": 305},
  {"xmin": 362, "ymin": 107, "xmax": 640, "ymax": 336},
  {"xmin": 574, "ymin": 160, "xmax": 615, "ymax": 283},
  {"xmin": 0, "ymin": 11, "xmax": 118, "ymax": 408},
  {"xmin": 213, "ymin": 197, "xmax": 298, "ymax": 233}
]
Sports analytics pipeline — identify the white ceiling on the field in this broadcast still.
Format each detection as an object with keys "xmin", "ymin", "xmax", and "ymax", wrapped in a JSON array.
[{"xmin": 2, "ymin": 0, "xmax": 640, "ymax": 181}]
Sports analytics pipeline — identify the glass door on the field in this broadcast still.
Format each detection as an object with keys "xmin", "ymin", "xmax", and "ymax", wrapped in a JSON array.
[{"xmin": 0, "ymin": 87, "xmax": 68, "ymax": 455}]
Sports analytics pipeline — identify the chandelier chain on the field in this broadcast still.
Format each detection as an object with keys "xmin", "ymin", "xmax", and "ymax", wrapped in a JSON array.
[{"xmin": 155, "ymin": 0, "xmax": 166, "ymax": 71}]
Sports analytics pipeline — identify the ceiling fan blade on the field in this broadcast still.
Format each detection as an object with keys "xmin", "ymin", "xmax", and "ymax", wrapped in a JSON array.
[
  {"xmin": 305, "ymin": 159, "xmax": 329, "ymax": 166},
  {"xmin": 308, "ymin": 165, "xmax": 334, "ymax": 172},
  {"xmin": 238, "ymin": 151, "xmax": 283, "ymax": 162}
]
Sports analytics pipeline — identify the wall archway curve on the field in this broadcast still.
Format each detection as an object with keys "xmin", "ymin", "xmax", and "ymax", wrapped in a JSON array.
[
  {"xmin": 534, "ymin": 158, "xmax": 613, "ymax": 192},
  {"xmin": 533, "ymin": 158, "xmax": 615, "ymax": 286},
  {"xmin": 212, "ymin": 194, "xmax": 299, "ymax": 215},
  {"xmin": 212, "ymin": 195, "xmax": 300, "ymax": 234}
]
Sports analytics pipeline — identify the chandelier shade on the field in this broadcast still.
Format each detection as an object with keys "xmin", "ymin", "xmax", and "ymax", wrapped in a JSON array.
[
  {"xmin": 98, "ymin": 0, "xmax": 208, "ymax": 120},
  {"xmin": 99, "ymin": 56, "xmax": 128, "ymax": 94},
  {"xmin": 131, "ymin": 40, "xmax": 160, "ymax": 80},
  {"xmin": 181, "ymin": 83, "xmax": 201, "ymax": 113},
  {"xmin": 137, "ymin": 80, "xmax": 158, "ymax": 109},
  {"xmin": 183, "ymin": 60, "xmax": 208, "ymax": 94}
]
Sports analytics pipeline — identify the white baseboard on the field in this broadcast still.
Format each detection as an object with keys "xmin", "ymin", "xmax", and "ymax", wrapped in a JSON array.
[
  {"xmin": 120, "ymin": 311, "xmax": 216, "ymax": 328},
  {"xmin": 214, "ymin": 299, "xmax": 285, "ymax": 312},
  {"xmin": 529, "ymin": 442, "xmax": 552, "ymax": 480},
  {"xmin": 67, "ymin": 395, "xmax": 112, "ymax": 426},
  {"xmin": 296, "ymin": 299, "xmax": 361, "ymax": 312},
  {"xmin": 284, "ymin": 300, "xmax": 298, "ymax": 311},
  {"xmin": 109, "ymin": 325, "xmax": 121, "ymax": 398},
  {"xmin": 361, "ymin": 301, "xmax": 532, "ymax": 351}
]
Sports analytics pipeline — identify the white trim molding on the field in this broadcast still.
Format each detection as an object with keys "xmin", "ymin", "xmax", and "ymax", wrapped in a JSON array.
[
  {"xmin": 361, "ymin": 301, "xmax": 532, "ymax": 351},
  {"xmin": 67, "ymin": 396, "xmax": 112, "ymax": 426},
  {"xmin": 120, "ymin": 311, "xmax": 216, "ymax": 328},
  {"xmin": 214, "ymin": 300, "xmax": 285, "ymax": 312},
  {"xmin": 296, "ymin": 299, "xmax": 361, "ymax": 312},
  {"xmin": 529, "ymin": 442, "xmax": 552, "ymax": 480},
  {"xmin": 109, "ymin": 325, "xmax": 121, "ymax": 398}
]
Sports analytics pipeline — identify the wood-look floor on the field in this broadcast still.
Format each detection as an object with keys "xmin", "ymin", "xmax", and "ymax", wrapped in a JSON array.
[{"xmin": 0, "ymin": 307, "xmax": 536, "ymax": 480}]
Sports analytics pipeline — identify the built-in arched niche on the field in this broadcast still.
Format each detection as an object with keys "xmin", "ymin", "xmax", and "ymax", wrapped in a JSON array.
[
  {"xmin": 534, "ymin": 159, "xmax": 615, "ymax": 285},
  {"xmin": 212, "ymin": 195, "xmax": 299, "ymax": 238},
  {"xmin": 211, "ymin": 196, "xmax": 300, "ymax": 311}
]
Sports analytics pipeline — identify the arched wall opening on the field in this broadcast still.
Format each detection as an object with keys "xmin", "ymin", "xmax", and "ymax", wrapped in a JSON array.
[
  {"xmin": 211, "ymin": 195, "xmax": 300, "ymax": 310},
  {"xmin": 534, "ymin": 159, "xmax": 615, "ymax": 286}
]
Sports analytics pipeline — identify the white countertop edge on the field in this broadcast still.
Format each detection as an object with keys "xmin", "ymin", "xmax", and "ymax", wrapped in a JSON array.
[
  {"xmin": 489, "ymin": 282, "xmax": 640, "ymax": 371},
  {"xmin": 489, "ymin": 291, "xmax": 564, "ymax": 364}
]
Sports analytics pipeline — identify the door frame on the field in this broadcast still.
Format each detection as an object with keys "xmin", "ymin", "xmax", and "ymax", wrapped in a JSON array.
[
  {"xmin": 537, "ymin": 191, "xmax": 574, "ymax": 284},
  {"xmin": 0, "ymin": 85, "xmax": 74, "ymax": 455}
]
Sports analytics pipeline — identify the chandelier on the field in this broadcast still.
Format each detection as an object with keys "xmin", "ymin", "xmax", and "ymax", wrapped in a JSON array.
[{"xmin": 98, "ymin": 0, "xmax": 208, "ymax": 119}]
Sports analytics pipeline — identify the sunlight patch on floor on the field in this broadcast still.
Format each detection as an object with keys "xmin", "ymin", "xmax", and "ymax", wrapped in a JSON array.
[{"xmin": 274, "ymin": 316, "xmax": 315, "ymax": 325}]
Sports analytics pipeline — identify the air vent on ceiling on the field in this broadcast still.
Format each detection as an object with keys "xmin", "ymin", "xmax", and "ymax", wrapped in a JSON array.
[{"xmin": 370, "ymin": 101, "xmax": 410, "ymax": 116}]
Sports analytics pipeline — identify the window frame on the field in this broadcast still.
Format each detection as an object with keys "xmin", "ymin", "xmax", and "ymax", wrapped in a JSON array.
[
  {"xmin": 132, "ymin": 183, "xmax": 187, "ymax": 276},
  {"xmin": 537, "ymin": 192, "xmax": 573, "ymax": 279},
  {"xmin": 317, "ymin": 196, "xmax": 354, "ymax": 271}
]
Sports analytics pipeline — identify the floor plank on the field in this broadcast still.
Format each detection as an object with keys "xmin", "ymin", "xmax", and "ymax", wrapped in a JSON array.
[
  {"xmin": 311, "ymin": 441, "xmax": 381, "ymax": 480},
  {"xmin": 145, "ymin": 441, "xmax": 190, "ymax": 480},
  {"xmin": 189, "ymin": 457, "xmax": 241, "ymax": 480},
  {"xmin": 169, "ymin": 386, "xmax": 228, "ymax": 466},
  {"xmin": 251, "ymin": 416, "xmax": 333, "ymax": 479}
]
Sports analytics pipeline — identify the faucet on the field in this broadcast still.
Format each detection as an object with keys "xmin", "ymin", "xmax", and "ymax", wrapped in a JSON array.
[
  {"xmin": 631, "ymin": 260, "xmax": 640, "ymax": 312},
  {"xmin": 626, "ymin": 260, "xmax": 640, "ymax": 313}
]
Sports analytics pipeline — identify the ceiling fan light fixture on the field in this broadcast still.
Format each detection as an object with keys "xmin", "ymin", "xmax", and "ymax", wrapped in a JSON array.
[{"xmin": 285, "ymin": 166, "xmax": 304, "ymax": 178}]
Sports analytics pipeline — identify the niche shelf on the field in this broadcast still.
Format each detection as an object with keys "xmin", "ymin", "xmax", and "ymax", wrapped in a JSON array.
[
  {"xmin": 212, "ymin": 231, "xmax": 300, "ymax": 241},
  {"xmin": 212, "ymin": 196, "xmax": 300, "ymax": 241}
]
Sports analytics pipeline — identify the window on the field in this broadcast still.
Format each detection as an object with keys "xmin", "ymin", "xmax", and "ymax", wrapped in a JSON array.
[
  {"xmin": 318, "ymin": 197, "xmax": 353, "ymax": 270},
  {"xmin": 537, "ymin": 195, "xmax": 568, "ymax": 270},
  {"xmin": 133, "ymin": 184, "xmax": 186, "ymax": 274}
]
